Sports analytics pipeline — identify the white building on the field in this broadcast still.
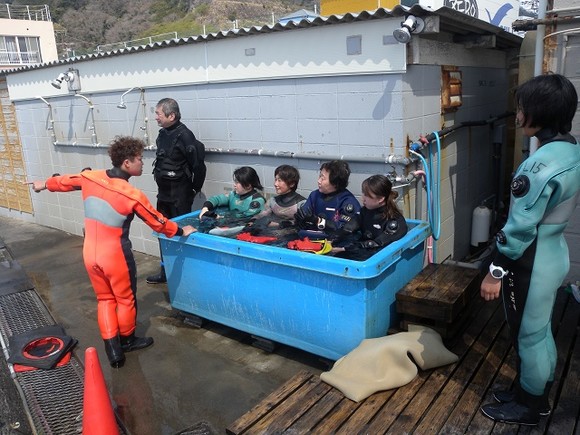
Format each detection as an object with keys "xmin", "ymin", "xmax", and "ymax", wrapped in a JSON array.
[{"xmin": 0, "ymin": 4, "xmax": 58, "ymax": 70}]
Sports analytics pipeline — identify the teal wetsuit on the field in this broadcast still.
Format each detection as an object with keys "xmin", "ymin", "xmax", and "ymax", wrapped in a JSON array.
[
  {"xmin": 493, "ymin": 131, "xmax": 580, "ymax": 397},
  {"xmin": 203, "ymin": 189, "xmax": 265, "ymax": 219}
]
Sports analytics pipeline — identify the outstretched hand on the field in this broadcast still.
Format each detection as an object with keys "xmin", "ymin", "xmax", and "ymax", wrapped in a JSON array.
[
  {"xmin": 24, "ymin": 180, "xmax": 46, "ymax": 193},
  {"xmin": 181, "ymin": 225, "xmax": 197, "ymax": 237}
]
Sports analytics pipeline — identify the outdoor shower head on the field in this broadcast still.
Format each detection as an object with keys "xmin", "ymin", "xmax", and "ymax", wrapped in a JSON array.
[{"xmin": 116, "ymin": 87, "xmax": 142, "ymax": 109}]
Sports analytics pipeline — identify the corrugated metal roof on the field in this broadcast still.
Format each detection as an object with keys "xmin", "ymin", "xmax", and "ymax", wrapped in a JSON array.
[{"xmin": 4, "ymin": 5, "xmax": 522, "ymax": 75}]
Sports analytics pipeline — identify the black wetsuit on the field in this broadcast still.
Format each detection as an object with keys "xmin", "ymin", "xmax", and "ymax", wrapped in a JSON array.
[
  {"xmin": 153, "ymin": 121, "xmax": 206, "ymax": 218},
  {"xmin": 341, "ymin": 206, "xmax": 408, "ymax": 261}
]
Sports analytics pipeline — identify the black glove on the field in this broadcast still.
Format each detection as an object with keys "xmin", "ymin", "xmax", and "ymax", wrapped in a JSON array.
[
  {"xmin": 247, "ymin": 216, "xmax": 271, "ymax": 235},
  {"xmin": 294, "ymin": 207, "xmax": 318, "ymax": 230},
  {"xmin": 201, "ymin": 210, "xmax": 217, "ymax": 220},
  {"xmin": 278, "ymin": 220, "xmax": 293, "ymax": 229},
  {"xmin": 359, "ymin": 239, "xmax": 379, "ymax": 249}
]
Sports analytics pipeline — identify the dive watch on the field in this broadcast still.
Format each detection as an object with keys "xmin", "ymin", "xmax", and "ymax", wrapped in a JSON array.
[{"xmin": 489, "ymin": 263, "xmax": 508, "ymax": 279}]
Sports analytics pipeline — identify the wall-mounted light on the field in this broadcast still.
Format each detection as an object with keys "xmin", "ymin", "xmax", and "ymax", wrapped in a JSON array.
[
  {"xmin": 393, "ymin": 15, "xmax": 425, "ymax": 44},
  {"xmin": 50, "ymin": 69, "xmax": 81, "ymax": 92}
]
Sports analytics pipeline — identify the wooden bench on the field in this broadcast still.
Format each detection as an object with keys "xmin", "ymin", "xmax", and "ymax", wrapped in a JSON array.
[{"xmin": 395, "ymin": 263, "xmax": 481, "ymax": 339}]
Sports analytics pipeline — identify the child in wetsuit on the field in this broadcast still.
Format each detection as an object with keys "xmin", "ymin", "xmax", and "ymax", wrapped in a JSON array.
[
  {"xmin": 333, "ymin": 174, "xmax": 407, "ymax": 260},
  {"xmin": 253, "ymin": 164, "xmax": 306, "ymax": 226},
  {"xmin": 294, "ymin": 160, "xmax": 360, "ymax": 241},
  {"xmin": 199, "ymin": 166, "xmax": 265, "ymax": 220}
]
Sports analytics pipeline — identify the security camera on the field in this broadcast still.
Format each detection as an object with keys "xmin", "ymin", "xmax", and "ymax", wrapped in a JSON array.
[{"xmin": 393, "ymin": 15, "xmax": 425, "ymax": 44}]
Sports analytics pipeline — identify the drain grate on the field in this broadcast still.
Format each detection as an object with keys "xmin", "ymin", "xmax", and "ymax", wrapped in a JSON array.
[
  {"xmin": 0, "ymin": 258, "xmax": 126, "ymax": 434},
  {"xmin": 0, "ymin": 290, "xmax": 54, "ymax": 342},
  {"xmin": 17, "ymin": 358, "xmax": 85, "ymax": 434}
]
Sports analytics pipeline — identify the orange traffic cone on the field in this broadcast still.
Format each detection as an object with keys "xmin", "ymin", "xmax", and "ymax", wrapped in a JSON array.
[{"xmin": 82, "ymin": 347, "xmax": 120, "ymax": 435}]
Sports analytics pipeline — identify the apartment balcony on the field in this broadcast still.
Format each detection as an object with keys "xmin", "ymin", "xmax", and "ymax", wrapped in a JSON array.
[
  {"xmin": 0, "ymin": 50, "xmax": 42, "ymax": 65},
  {"xmin": 0, "ymin": 4, "xmax": 51, "ymax": 22}
]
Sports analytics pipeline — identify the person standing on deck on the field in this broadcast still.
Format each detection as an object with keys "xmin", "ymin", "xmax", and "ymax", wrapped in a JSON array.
[{"xmin": 480, "ymin": 73, "xmax": 580, "ymax": 426}]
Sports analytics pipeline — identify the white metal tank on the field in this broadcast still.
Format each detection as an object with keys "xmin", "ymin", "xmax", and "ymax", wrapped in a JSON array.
[{"xmin": 471, "ymin": 205, "xmax": 492, "ymax": 247}]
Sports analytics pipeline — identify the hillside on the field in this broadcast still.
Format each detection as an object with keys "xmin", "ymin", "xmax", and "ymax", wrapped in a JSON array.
[{"xmin": 13, "ymin": 0, "xmax": 318, "ymax": 56}]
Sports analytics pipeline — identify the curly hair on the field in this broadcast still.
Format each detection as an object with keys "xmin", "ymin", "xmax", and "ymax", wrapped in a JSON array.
[{"xmin": 108, "ymin": 136, "xmax": 146, "ymax": 168}]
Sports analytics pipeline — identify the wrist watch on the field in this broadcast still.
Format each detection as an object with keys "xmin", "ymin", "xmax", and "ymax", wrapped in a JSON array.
[{"xmin": 489, "ymin": 263, "xmax": 508, "ymax": 279}]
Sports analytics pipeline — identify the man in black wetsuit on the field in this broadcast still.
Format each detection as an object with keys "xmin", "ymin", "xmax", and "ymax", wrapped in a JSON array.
[{"xmin": 146, "ymin": 98, "xmax": 206, "ymax": 284}]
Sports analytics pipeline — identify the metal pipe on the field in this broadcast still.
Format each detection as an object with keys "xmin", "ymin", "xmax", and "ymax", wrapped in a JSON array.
[
  {"xmin": 205, "ymin": 147, "xmax": 414, "ymax": 165},
  {"xmin": 75, "ymin": 94, "xmax": 98, "ymax": 145},
  {"xmin": 513, "ymin": 15, "xmax": 580, "ymax": 31},
  {"xmin": 118, "ymin": 87, "xmax": 149, "ymax": 145},
  {"xmin": 54, "ymin": 141, "xmax": 104, "ymax": 148},
  {"xmin": 117, "ymin": 86, "xmax": 142, "ymax": 109},
  {"xmin": 140, "ymin": 90, "xmax": 150, "ymax": 146},
  {"xmin": 530, "ymin": 0, "xmax": 549, "ymax": 155},
  {"xmin": 37, "ymin": 95, "xmax": 57, "ymax": 144},
  {"xmin": 547, "ymin": 6, "xmax": 580, "ymax": 14}
]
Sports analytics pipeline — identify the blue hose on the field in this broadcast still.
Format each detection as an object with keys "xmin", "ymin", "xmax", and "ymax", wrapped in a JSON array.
[
  {"xmin": 430, "ymin": 131, "xmax": 442, "ymax": 241},
  {"xmin": 410, "ymin": 131, "xmax": 442, "ymax": 262}
]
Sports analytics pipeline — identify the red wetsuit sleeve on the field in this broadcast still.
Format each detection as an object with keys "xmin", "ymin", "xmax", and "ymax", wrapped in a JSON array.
[
  {"xmin": 45, "ymin": 174, "xmax": 83, "ymax": 192},
  {"xmin": 131, "ymin": 189, "xmax": 180, "ymax": 238}
]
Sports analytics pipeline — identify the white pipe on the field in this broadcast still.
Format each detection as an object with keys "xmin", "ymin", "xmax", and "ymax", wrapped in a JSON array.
[
  {"xmin": 206, "ymin": 146, "xmax": 414, "ymax": 165},
  {"xmin": 530, "ymin": 0, "xmax": 548, "ymax": 155}
]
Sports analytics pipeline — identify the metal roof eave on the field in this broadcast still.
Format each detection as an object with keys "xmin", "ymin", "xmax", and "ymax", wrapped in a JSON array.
[{"xmin": 2, "ymin": 5, "xmax": 522, "ymax": 76}]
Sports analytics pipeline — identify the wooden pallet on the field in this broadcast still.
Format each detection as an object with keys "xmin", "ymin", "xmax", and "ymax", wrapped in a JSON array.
[{"xmin": 396, "ymin": 263, "xmax": 481, "ymax": 339}]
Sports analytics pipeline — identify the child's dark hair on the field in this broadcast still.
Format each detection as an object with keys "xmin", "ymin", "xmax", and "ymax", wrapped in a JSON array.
[
  {"xmin": 515, "ymin": 73, "xmax": 578, "ymax": 134},
  {"xmin": 234, "ymin": 166, "xmax": 263, "ymax": 190},
  {"xmin": 362, "ymin": 174, "xmax": 401, "ymax": 220},
  {"xmin": 274, "ymin": 165, "xmax": 300, "ymax": 191},
  {"xmin": 320, "ymin": 160, "xmax": 350, "ymax": 191},
  {"xmin": 108, "ymin": 136, "xmax": 145, "ymax": 168}
]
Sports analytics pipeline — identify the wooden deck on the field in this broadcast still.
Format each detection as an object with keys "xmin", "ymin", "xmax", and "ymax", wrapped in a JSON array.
[{"xmin": 227, "ymin": 288, "xmax": 580, "ymax": 434}]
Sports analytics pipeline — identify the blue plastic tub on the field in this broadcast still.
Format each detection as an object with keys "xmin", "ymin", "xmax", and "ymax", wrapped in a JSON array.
[{"xmin": 157, "ymin": 215, "xmax": 430, "ymax": 360}]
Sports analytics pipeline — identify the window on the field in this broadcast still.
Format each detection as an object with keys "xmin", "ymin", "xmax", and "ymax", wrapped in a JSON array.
[{"xmin": 0, "ymin": 36, "xmax": 42, "ymax": 65}]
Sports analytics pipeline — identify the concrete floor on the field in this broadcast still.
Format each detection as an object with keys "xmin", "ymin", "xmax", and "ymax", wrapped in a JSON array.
[{"xmin": 0, "ymin": 216, "xmax": 325, "ymax": 435}]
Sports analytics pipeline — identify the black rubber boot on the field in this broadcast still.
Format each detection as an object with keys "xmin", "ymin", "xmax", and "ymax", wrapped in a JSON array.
[
  {"xmin": 481, "ymin": 387, "xmax": 542, "ymax": 425},
  {"xmin": 146, "ymin": 266, "xmax": 166, "ymax": 284},
  {"xmin": 493, "ymin": 389, "xmax": 551, "ymax": 416},
  {"xmin": 120, "ymin": 333, "xmax": 154, "ymax": 352},
  {"xmin": 103, "ymin": 336, "xmax": 125, "ymax": 368}
]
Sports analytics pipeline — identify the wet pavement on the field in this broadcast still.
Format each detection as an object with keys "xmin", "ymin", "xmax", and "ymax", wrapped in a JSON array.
[{"xmin": 0, "ymin": 216, "xmax": 325, "ymax": 434}]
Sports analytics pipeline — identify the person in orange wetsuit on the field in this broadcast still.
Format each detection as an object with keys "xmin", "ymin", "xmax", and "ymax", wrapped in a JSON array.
[{"xmin": 29, "ymin": 136, "xmax": 195, "ymax": 368}]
